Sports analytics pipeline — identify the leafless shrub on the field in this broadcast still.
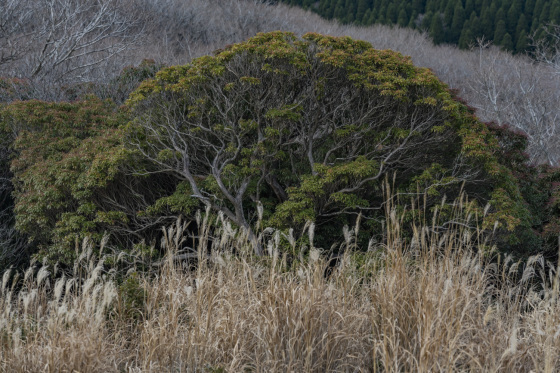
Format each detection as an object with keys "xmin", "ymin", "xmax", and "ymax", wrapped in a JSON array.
[{"xmin": 0, "ymin": 0, "xmax": 34, "ymax": 69}]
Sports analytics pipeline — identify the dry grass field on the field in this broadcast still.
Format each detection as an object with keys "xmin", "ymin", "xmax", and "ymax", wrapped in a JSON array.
[{"xmin": 1, "ymin": 195, "xmax": 559, "ymax": 372}]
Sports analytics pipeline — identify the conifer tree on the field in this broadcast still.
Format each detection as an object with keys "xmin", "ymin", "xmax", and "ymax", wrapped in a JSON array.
[
  {"xmin": 494, "ymin": 19, "xmax": 507, "ymax": 45},
  {"xmin": 516, "ymin": 14, "xmax": 527, "ymax": 42},
  {"xmin": 280, "ymin": 0, "xmax": 560, "ymax": 53},
  {"xmin": 525, "ymin": 0, "xmax": 536, "ymax": 18},
  {"xmin": 507, "ymin": 0, "xmax": 522, "ymax": 35},
  {"xmin": 344, "ymin": 0, "xmax": 357, "ymax": 23},
  {"xmin": 469, "ymin": 11, "xmax": 481, "ymax": 39},
  {"xmin": 356, "ymin": 0, "xmax": 370, "ymax": 23},
  {"xmin": 444, "ymin": 0, "xmax": 456, "ymax": 27},
  {"xmin": 516, "ymin": 29, "xmax": 528, "ymax": 52},
  {"xmin": 430, "ymin": 13, "xmax": 444, "ymax": 44},
  {"xmin": 502, "ymin": 32, "xmax": 514, "ymax": 51},
  {"xmin": 480, "ymin": 8, "xmax": 494, "ymax": 38},
  {"xmin": 386, "ymin": 3, "xmax": 397, "ymax": 23},
  {"xmin": 412, "ymin": 0, "xmax": 424, "ymax": 14},
  {"xmin": 361, "ymin": 8, "xmax": 372, "ymax": 24},
  {"xmin": 450, "ymin": 1, "xmax": 466, "ymax": 42},
  {"xmin": 397, "ymin": 8, "xmax": 408, "ymax": 26},
  {"xmin": 333, "ymin": 0, "xmax": 346, "ymax": 20},
  {"xmin": 539, "ymin": 3, "xmax": 550, "ymax": 25},
  {"xmin": 408, "ymin": 10, "xmax": 418, "ymax": 28},
  {"xmin": 465, "ymin": 0, "xmax": 475, "ymax": 16},
  {"xmin": 459, "ymin": 21, "xmax": 474, "ymax": 48},
  {"xmin": 421, "ymin": 11, "xmax": 434, "ymax": 30}
]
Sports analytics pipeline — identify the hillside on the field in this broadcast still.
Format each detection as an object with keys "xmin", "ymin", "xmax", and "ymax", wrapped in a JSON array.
[
  {"xmin": 1, "ymin": 1, "xmax": 560, "ymax": 371},
  {"xmin": 280, "ymin": 0, "xmax": 560, "ymax": 53}
]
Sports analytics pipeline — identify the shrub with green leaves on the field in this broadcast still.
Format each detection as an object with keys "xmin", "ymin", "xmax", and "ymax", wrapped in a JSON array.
[
  {"xmin": 0, "ymin": 97, "xmax": 177, "ymax": 265},
  {"xmin": 126, "ymin": 31, "xmax": 557, "ymax": 257}
]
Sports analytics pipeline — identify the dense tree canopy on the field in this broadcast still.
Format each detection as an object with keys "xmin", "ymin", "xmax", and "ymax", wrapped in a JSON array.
[
  {"xmin": 0, "ymin": 62, "xmax": 173, "ymax": 265},
  {"xmin": 280, "ymin": 0, "xmax": 560, "ymax": 54},
  {"xmin": 126, "ymin": 31, "xmax": 559, "ymax": 256}
]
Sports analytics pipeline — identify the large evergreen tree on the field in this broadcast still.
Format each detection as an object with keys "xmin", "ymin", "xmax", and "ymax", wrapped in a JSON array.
[
  {"xmin": 124, "ymin": 32, "xmax": 560, "ymax": 259},
  {"xmin": 450, "ymin": 1, "xmax": 466, "ymax": 42}
]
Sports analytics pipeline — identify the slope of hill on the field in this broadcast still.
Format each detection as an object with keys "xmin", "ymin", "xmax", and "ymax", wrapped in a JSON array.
[{"xmin": 0, "ymin": 2, "xmax": 560, "ymax": 370}]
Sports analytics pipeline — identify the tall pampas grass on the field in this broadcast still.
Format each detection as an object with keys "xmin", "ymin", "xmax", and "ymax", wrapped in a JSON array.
[{"xmin": 0, "ymin": 192, "xmax": 559, "ymax": 372}]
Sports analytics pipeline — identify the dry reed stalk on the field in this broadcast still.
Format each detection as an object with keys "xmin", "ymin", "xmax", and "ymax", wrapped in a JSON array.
[{"xmin": 0, "ymin": 199, "xmax": 559, "ymax": 372}]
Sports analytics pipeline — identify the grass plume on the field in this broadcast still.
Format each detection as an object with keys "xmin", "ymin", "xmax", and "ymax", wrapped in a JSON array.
[{"xmin": 0, "ymin": 195, "xmax": 559, "ymax": 372}]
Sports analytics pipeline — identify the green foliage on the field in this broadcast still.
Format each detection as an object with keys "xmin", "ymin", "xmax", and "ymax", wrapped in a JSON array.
[
  {"xmin": 485, "ymin": 122, "xmax": 560, "ymax": 254},
  {"xmin": 144, "ymin": 182, "xmax": 200, "ymax": 217},
  {"xmin": 126, "ymin": 31, "xmax": 555, "ymax": 257},
  {"xmin": 0, "ymin": 98, "xmax": 124, "ymax": 263},
  {"xmin": 4, "ymin": 31, "xmax": 560, "ymax": 264},
  {"xmin": 0, "ymin": 95, "xmax": 177, "ymax": 265},
  {"xmin": 0, "ymin": 61, "xmax": 176, "ymax": 267},
  {"xmin": 116, "ymin": 272, "xmax": 147, "ymax": 321},
  {"xmin": 279, "ymin": 0, "xmax": 560, "ymax": 54}
]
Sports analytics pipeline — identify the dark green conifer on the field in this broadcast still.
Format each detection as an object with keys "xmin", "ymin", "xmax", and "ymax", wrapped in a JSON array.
[
  {"xmin": 539, "ymin": 3, "xmax": 550, "ymax": 25},
  {"xmin": 469, "ymin": 11, "xmax": 481, "ymax": 38},
  {"xmin": 398, "ymin": 8, "xmax": 409, "ymax": 26},
  {"xmin": 356, "ymin": 0, "xmax": 370, "ymax": 23},
  {"xmin": 430, "ymin": 13, "xmax": 445, "ymax": 44},
  {"xmin": 551, "ymin": 0, "xmax": 560, "ymax": 23},
  {"xmin": 450, "ymin": 1, "xmax": 466, "ymax": 42},
  {"xmin": 444, "ymin": 0, "xmax": 456, "ymax": 26},
  {"xmin": 465, "ymin": 0, "xmax": 475, "ymax": 16},
  {"xmin": 494, "ymin": 19, "xmax": 507, "ymax": 45},
  {"xmin": 362, "ymin": 8, "xmax": 372, "ymax": 24},
  {"xmin": 516, "ymin": 30, "xmax": 528, "ymax": 52},
  {"xmin": 459, "ymin": 20, "xmax": 474, "ymax": 48},
  {"xmin": 507, "ymin": 0, "xmax": 522, "ymax": 35},
  {"xmin": 333, "ymin": 0, "xmax": 346, "ymax": 20},
  {"xmin": 386, "ymin": 3, "xmax": 398, "ymax": 23},
  {"xmin": 502, "ymin": 32, "xmax": 514, "ymax": 50},
  {"xmin": 525, "ymin": 0, "xmax": 536, "ymax": 18},
  {"xmin": 408, "ymin": 11, "xmax": 419, "ymax": 28},
  {"xmin": 421, "ymin": 11, "xmax": 434, "ymax": 30},
  {"xmin": 515, "ymin": 14, "xmax": 527, "ymax": 41},
  {"xmin": 344, "ymin": 0, "xmax": 357, "ymax": 23},
  {"xmin": 480, "ymin": 8, "xmax": 494, "ymax": 38}
]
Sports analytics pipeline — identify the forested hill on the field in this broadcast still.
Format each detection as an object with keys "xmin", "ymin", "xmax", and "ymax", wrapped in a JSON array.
[{"xmin": 280, "ymin": 0, "xmax": 560, "ymax": 53}]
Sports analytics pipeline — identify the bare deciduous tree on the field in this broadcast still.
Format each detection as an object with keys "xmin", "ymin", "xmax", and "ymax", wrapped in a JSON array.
[
  {"xmin": 29, "ymin": 0, "xmax": 139, "ymax": 80},
  {"xmin": 0, "ymin": 0, "xmax": 34, "ymax": 69},
  {"xmin": 532, "ymin": 24, "xmax": 560, "ymax": 74},
  {"xmin": 463, "ymin": 40, "xmax": 560, "ymax": 165},
  {"xmin": 0, "ymin": 0, "xmax": 141, "ymax": 99}
]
